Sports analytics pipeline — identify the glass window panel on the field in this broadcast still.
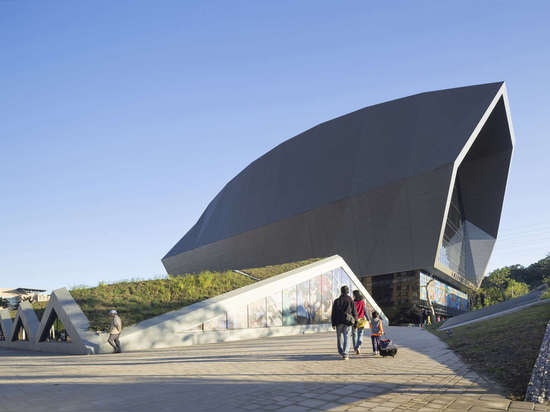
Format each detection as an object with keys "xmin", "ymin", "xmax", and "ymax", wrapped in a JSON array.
[
  {"xmin": 227, "ymin": 307, "xmax": 247, "ymax": 329},
  {"xmin": 282, "ymin": 285, "xmax": 297, "ymax": 326},
  {"xmin": 332, "ymin": 268, "xmax": 342, "ymax": 297},
  {"xmin": 320, "ymin": 272, "xmax": 334, "ymax": 322},
  {"xmin": 309, "ymin": 274, "xmax": 323, "ymax": 323},
  {"xmin": 248, "ymin": 297, "xmax": 267, "ymax": 328},
  {"xmin": 267, "ymin": 292, "xmax": 283, "ymax": 327},
  {"xmin": 340, "ymin": 268, "xmax": 353, "ymax": 291},
  {"xmin": 296, "ymin": 280, "xmax": 311, "ymax": 324},
  {"xmin": 333, "ymin": 267, "xmax": 353, "ymax": 293}
]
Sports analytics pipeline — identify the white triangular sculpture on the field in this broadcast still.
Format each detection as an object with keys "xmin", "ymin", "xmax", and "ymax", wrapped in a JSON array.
[
  {"xmin": 34, "ymin": 288, "xmax": 93, "ymax": 354},
  {"xmin": 0, "ymin": 309, "xmax": 12, "ymax": 341},
  {"xmin": 10, "ymin": 301, "xmax": 40, "ymax": 343},
  {"xmin": 0, "ymin": 288, "xmax": 94, "ymax": 354}
]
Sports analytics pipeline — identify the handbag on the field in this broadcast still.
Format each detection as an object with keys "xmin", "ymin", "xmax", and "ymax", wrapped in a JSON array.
[
  {"xmin": 357, "ymin": 317, "xmax": 368, "ymax": 329},
  {"xmin": 344, "ymin": 312, "xmax": 355, "ymax": 326}
]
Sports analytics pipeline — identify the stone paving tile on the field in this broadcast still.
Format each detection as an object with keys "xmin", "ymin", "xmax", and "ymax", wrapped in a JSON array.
[
  {"xmin": 508, "ymin": 401, "xmax": 537, "ymax": 410},
  {"xmin": 0, "ymin": 327, "xmax": 547, "ymax": 411}
]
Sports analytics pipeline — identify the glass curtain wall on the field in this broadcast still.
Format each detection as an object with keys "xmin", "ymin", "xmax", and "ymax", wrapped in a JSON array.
[
  {"xmin": 201, "ymin": 266, "xmax": 357, "ymax": 331},
  {"xmin": 438, "ymin": 181, "xmax": 494, "ymax": 286}
]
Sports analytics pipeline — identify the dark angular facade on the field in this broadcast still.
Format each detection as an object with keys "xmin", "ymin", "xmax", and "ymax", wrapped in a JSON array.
[{"xmin": 163, "ymin": 82, "xmax": 514, "ymax": 318}]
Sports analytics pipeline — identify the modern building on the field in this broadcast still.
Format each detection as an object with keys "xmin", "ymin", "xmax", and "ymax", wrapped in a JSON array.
[
  {"xmin": 0, "ymin": 288, "xmax": 49, "ymax": 309},
  {"xmin": 163, "ymin": 82, "xmax": 514, "ymax": 322}
]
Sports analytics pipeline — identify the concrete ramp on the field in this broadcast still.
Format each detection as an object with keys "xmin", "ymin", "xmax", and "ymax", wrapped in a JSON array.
[{"xmin": 118, "ymin": 255, "xmax": 387, "ymax": 353}]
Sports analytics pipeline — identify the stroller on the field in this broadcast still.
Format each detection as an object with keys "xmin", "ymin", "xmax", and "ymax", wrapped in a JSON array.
[{"xmin": 379, "ymin": 336, "xmax": 398, "ymax": 357}]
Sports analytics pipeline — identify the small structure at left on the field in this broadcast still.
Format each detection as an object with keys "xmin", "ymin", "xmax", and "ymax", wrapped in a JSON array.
[
  {"xmin": 0, "ymin": 287, "xmax": 49, "ymax": 309},
  {"xmin": 0, "ymin": 288, "xmax": 98, "ymax": 355}
]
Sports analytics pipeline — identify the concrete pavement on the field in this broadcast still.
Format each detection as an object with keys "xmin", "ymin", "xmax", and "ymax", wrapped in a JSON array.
[{"xmin": 0, "ymin": 326, "xmax": 547, "ymax": 412}]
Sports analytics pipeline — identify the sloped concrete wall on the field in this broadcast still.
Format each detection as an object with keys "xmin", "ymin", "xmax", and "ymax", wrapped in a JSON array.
[{"xmin": 113, "ymin": 255, "xmax": 387, "ymax": 353}]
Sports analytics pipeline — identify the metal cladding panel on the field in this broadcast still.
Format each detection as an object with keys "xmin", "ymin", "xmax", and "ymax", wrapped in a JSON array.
[
  {"xmin": 354, "ymin": 165, "xmax": 454, "ymax": 275},
  {"xmin": 163, "ymin": 82, "xmax": 513, "ymax": 287},
  {"xmin": 163, "ymin": 164, "xmax": 454, "ymax": 276},
  {"xmin": 165, "ymin": 82, "xmax": 504, "ymax": 260}
]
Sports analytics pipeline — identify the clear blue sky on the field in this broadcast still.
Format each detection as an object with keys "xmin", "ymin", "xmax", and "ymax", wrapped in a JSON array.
[{"xmin": 1, "ymin": 1, "xmax": 549, "ymax": 292}]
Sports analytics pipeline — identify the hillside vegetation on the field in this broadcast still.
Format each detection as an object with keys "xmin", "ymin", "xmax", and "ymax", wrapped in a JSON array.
[
  {"xmin": 472, "ymin": 254, "xmax": 550, "ymax": 308},
  {"xmin": 69, "ymin": 258, "xmax": 320, "ymax": 331},
  {"xmin": 433, "ymin": 301, "xmax": 550, "ymax": 400}
]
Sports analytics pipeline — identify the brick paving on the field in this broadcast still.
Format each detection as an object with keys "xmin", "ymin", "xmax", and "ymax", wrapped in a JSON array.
[{"xmin": 0, "ymin": 326, "xmax": 548, "ymax": 411}]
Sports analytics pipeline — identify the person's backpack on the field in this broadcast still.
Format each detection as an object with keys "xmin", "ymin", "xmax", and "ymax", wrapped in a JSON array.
[
  {"xmin": 344, "ymin": 311, "xmax": 355, "ymax": 326},
  {"xmin": 371, "ymin": 318, "xmax": 381, "ymax": 334},
  {"xmin": 336, "ymin": 296, "xmax": 354, "ymax": 325}
]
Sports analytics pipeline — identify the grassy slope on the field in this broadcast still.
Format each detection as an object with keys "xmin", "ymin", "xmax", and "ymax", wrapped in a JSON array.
[
  {"xmin": 433, "ymin": 302, "xmax": 550, "ymax": 400},
  {"xmin": 68, "ymin": 258, "xmax": 320, "ymax": 331}
]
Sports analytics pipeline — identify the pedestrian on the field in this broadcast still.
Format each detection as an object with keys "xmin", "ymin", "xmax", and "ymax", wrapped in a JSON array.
[
  {"xmin": 352, "ymin": 290, "xmax": 368, "ymax": 354},
  {"xmin": 331, "ymin": 285, "xmax": 357, "ymax": 360},
  {"xmin": 370, "ymin": 311, "xmax": 384, "ymax": 355},
  {"xmin": 421, "ymin": 309, "xmax": 428, "ymax": 328},
  {"xmin": 107, "ymin": 309, "xmax": 122, "ymax": 353}
]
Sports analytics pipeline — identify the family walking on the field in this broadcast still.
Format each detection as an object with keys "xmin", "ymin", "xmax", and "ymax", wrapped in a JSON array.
[{"xmin": 331, "ymin": 286, "xmax": 384, "ymax": 359}]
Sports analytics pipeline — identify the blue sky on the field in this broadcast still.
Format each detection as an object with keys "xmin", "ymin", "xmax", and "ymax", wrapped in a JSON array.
[{"xmin": 1, "ymin": 1, "xmax": 549, "ymax": 292}]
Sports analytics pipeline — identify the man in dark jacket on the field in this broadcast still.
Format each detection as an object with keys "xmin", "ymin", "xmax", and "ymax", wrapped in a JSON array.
[{"xmin": 331, "ymin": 285, "xmax": 357, "ymax": 359}]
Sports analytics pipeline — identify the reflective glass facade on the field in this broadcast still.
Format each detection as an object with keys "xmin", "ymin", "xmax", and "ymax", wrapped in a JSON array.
[
  {"xmin": 367, "ymin": 270, "xmax": 469, "ymax": 323},
  {"xmin": 419, "ymin": 272, "xmax": 469, "ymax": 312},
  {"xmin": 438, "ymin": 182, "xmax": 494, "ymax": 286}
]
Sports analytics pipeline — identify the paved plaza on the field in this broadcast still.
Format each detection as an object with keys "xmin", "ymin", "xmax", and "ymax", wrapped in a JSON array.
[{"xmin": 0, "ymin": 327, "xmax": 547, "ymax": 412}]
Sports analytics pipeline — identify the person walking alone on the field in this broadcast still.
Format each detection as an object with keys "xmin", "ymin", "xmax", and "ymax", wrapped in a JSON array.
[
  {"xmin": 331, "ymin": 285, "xmax": 357, "ymax": 360},
  {"xmin": 107, "ymin": 309, "xmax": 123, "ymax": 353}
]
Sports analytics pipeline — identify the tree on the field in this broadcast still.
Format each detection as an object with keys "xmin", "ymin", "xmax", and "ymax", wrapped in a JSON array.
[
  {"xmin": 477, "ymin": 254, "xmax": 549, "ymax": 307},
  {"xmin": 482, "ymin": 267, "xmax": 512, "ymax": 302},
  {"xmin": 469, "ymin": 289, "xmax": 485, "ymax": 310},
  {"xmin": 518, "ymin": 254, "xmax": 550, "ymax": 288},
  {"xmin": 484, "ymin": 286, "xmax": 505, "ymax": 306},
  {"xmin": 504, "ymin": 279, "xmax": 529, "ymax": 300}
]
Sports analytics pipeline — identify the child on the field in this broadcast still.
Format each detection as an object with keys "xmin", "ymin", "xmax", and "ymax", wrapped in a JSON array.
[{"xmin": 370, "ymin": 311, "xmax": 384, "ymax": 355}]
